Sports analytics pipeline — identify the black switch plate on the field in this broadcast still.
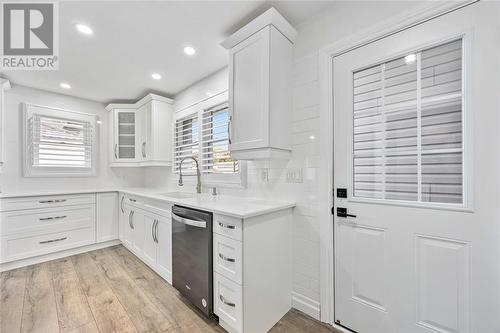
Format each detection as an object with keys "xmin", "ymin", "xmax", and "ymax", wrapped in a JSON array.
[{"xmin": 337, "ymin": 188, "xmax": 347, "ymax": 198}]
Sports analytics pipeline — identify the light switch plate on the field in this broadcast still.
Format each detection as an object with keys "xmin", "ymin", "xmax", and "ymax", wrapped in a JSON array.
[{"xmin": 286, "ymin": 168, "xmax": 303, "ymax": 183}]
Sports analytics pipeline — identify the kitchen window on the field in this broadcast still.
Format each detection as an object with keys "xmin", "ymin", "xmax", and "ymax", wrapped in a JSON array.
[
  {"xmin": 353, "ymin": 39, "xmax": 464, "ymax": 205},
  {"xmin": 23, "ymin": 103, "xmax": 97, "ymax": 177},
  {"xmin": 174, "ymin": 95, "xmax": 245, "ymax": 186}
]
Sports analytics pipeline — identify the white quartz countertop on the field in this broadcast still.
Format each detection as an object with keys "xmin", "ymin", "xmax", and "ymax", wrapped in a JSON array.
[{"xmin": 0, "ymin": 188, "xmax": 295, "ymax": 219}]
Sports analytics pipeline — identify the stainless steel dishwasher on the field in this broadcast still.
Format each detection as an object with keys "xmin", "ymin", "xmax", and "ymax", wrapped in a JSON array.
[{"xmin": 171, "ymin": 205, "xmax": 214, "ymax": 318}]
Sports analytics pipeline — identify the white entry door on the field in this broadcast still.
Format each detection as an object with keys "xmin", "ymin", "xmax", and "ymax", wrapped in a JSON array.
[{"xmin": 333, "ymin": 3, "xmax": 500, "ymax": 333}]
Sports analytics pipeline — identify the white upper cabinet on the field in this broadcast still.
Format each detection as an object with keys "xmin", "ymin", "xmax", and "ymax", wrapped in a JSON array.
[
  {"xmin": 221, "ymin": 8, "xmax": 297, "ymax": 160},
  {"xmin": 106, "ymin": 94, "xmax": 173, "ymax": 167},
  {"xmin": 0, "ymin": 79, "xmax": 11, "ymax": 173}
]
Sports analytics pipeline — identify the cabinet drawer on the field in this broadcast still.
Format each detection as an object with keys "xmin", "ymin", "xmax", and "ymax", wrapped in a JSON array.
[
  {"xmin": 214, "ymin": 273, "xmax": 243, "ymax": 333},
  {"xmin": 1, "ymin": 227, "xmax": 95, "ymax": 263},
  {"xmin": 214, "ymin": 234, "xmax": 242, "ymax": 285},
  {"xmin": 0, "ymin": 194, "xmax": 95, "ymax": 212},
  {"xmin": 1, "ymin": 205, "xmax": 95, "ymax": 237},
  {"xmin": 214, "ymin": 214, "xmax": 242, "ymax": 241}
]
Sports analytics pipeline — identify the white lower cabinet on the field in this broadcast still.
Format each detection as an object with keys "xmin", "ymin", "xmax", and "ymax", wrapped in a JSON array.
[
  {"xmin": 118, "ymin": 193, "xmax": 172, "ymax": 283},
  {"xmin": 0, "ymin": 193, "xmax": 99, "ymax": 265},
  {"xmin": 96, "ymin": 192, "xmax": 118, "ymax": 242},
  {"xmin": 213, "ymin": 210, "xmax": 292, "ymax": 333},
  {"xmin": 215, "ymin": 272, "xmax": 243, "ymax": 333}
]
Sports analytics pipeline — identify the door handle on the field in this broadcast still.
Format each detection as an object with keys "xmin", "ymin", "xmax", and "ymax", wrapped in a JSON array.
[
  {"xmin": 114, "ymin": 144, "xmax": 118, "ymax": 159},
  {"xmin": 142, "ymin": 142, "xmax": 146, "ymax": 158},
  {"xmin": 129, "ymin": 211, "xmax": 134, "ymax": 229},
  {"xmin": 120, "ymin": 196, "xmax": 125, "ymax": 213},
  {"xmin": 228, "ymin": 115, "xmax": 232, "ymax": 144},
  {"xmin": 154, "ymin": 220, "xmax": 159, "ymax": 243},
  {"xmin": 219, "ymin": 253, "xmax": 236, "ymax": 263},
  {"xmin": 336, "ymin": 207, "xmax": 357, "ymax": 218}
]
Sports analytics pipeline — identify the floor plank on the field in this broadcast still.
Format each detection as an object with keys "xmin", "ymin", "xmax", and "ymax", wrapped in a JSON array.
[
  {"xmin": 72, "ymin": 252, "xmax": 138, "ymax": 333},
  {"xmin": 89, "ymin": 248, "xmax": 176, "ymax": 333},
  {"xmin": 0, "ymin": 267, "xmax": 27, "ymax": 333},
  {"xmin": 21, "ymin": 264, "xmax": 60, "ymax": 333},
  {"xmin": 47, "ymin": 257, "xmax": 95, "ymax": 332},
  {"xmin": 2, "ymin": 245, "xmax": 340, "ymax": 333},
  {"xmin": 108, "ymin": 245, "xmax": 223, "ymax": 333}
]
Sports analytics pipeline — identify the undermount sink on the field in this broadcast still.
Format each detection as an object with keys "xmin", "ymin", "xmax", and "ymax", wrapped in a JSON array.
[{"xmin": 158, "ymin": 192, "xmax": 196, "ymax": 199}]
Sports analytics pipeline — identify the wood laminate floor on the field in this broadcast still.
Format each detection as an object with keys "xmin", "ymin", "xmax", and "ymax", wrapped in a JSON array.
[{"xmin": 0, "ymin": 245, "xmax": 339, "ymax": 333}]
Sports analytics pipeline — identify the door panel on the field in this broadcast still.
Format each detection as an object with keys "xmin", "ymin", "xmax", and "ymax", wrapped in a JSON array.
[
  {"xmin": 142, "ymin": 214, "xmax": 157, "ymax": 267},
  {"xmin": 156, "ymin": 216, "xmax": 172, "ymax": 283},
  {"xmin": 333, "ymin": 3, "xmax": 500, "ymax": 332}
]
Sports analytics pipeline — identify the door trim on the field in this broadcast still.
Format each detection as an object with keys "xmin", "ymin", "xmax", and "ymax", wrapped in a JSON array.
[{"xmin": 317, "ymin": 0, "xmax": 478, "ymax": 328}]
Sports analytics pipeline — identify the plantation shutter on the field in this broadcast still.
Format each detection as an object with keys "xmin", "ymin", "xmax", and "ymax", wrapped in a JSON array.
[
  {"xmin": 174, "ymin": 113, "xmax": 199, "ymax": 173},
  {"xmin": 353, "ymin": 39, "xmax": 463, "ymax": 204},
  {"xmin": 201, "ymin": 103, "xmax": 238, "ymax": 174},
  {"xmin": 30, "ymin": 114, "xmax": 93, "ymax": 168}
]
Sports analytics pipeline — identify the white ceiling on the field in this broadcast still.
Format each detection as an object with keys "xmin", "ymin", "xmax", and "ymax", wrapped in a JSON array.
[{"xmin": 0, "ymin": 1, "xmax": 336, "ymax": 104}]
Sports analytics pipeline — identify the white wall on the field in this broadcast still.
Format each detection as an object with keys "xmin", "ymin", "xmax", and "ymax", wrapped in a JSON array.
[{"xmin": 0, "ymin": 85, "xmax": 144, "ymax": 194}]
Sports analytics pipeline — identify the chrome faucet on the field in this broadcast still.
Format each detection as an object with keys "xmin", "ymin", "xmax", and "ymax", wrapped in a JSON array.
[{"xmin": 178, "ymin": 156, "xmax": 202, "ymax": 194}]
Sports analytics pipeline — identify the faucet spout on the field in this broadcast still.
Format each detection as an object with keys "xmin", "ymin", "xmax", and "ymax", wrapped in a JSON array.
[{"xmin": 178, "ymin": 156, "xmax": 202, "ymax": 194}]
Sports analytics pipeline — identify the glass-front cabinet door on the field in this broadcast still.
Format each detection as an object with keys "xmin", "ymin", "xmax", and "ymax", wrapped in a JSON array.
[{"xmin": 114, "ymin": 109, "xmax": 137, "ymax": 161}]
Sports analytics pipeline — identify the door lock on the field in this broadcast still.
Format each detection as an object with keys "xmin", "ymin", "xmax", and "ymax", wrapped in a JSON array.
[{"xmin": 337, "ymin": 207, "xmax": 357, "ymax": 218}]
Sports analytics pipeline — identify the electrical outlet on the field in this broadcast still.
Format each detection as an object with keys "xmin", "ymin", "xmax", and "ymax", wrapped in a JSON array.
[{"xmin": 286, "ymin": 168, "xmax": 303, "ymax": 183}]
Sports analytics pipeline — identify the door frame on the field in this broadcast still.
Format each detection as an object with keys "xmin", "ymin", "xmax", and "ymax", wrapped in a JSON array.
[{"xmin": 317, "ymin": 1, "xmax": 478, "ymax": 328}]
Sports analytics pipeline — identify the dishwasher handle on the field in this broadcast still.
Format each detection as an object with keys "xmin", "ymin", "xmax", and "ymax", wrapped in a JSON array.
[{"xmin": 172, "ymin": 212, "xmax": 206, "ymax": 228}]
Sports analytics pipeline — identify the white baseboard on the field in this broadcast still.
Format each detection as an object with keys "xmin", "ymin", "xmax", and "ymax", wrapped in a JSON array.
[
  {"xmin": 292, "ymin": 292, "xmax": 321, "ymax": 320},
  {"xmin": 0, "ymin": 239, "xmax": 121, "ymax": 272}
]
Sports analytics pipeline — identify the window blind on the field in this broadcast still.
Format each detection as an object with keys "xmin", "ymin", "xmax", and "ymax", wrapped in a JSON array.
[
  {"xmin": 174, "ymin": 113, "xmax": 199, "ymax": 173},
  {"xmin": 30, "ymin": 115, "xmax": 93, "ymax": 168},
  {"xmin": 353, "ymin": 39, "xmax": 463, "ymax": 204},
  {"xmin": 201, "ymin": 103, "xmax": 238, "ymax": 174}
]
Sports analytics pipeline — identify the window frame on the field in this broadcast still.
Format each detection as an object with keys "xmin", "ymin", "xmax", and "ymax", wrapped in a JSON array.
[
  {"xmin": 22, "ymin": 103, "xmax": 99, "ymax": 177},
  {"xmin": 173, "ymin": 91, "xmax": 247, "ymax": 188},
  {"xmin": 347, "ymin": 34, "xmax": 472, "ymax": 212}
]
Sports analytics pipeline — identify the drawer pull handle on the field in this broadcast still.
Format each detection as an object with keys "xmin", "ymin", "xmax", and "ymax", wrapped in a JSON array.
[
  {"xmin": 218, "ymin": 222, "xmax": 235, "ymax": 230},
  {"xmin": 39, "ymin": 199, "xmax": 67, "ymax": 204},
  {"xmin": 219, "ymin": 295, "xmax": 236, "ymax": 307},
  {"xmin": 219, "ymin": 253, "xmax": 236, "ymax": 263},
  {"xmin": 129, "ymin": 198, "xmax": 137, "ymax": 202},
  {"xmin": 39, "ymin": 215, "xmax": 67, "ymax": 221},
  {"xmin": 40, "ymin": 237, "xmax": 67, "ymax": 244}
]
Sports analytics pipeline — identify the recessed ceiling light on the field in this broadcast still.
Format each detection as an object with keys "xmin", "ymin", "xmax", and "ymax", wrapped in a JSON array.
[
  {"xmin": 76, "ymin": 24, "xmax": 93, "ymax": 35},
  {"xmin": 404, "ymin": 53, "xmax": 417, "ymax": 64},
  {"xmin": 183, "ymin": 46, "xmax": 196, "ymax": 56},
  {"xmin": 151, "ymin": 72, "xmax": 162, "ymax": 80},
  {"xmin": 60, "ymin": 83, "xmax": 71, "ymax": 89}
]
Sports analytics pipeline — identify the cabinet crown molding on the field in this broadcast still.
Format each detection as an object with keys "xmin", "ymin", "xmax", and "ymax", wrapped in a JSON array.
[
  {"xmin": 106, "ymin": 93, "xmax": 173, "ymax": 111},
  {"xmin": 221, "ymin": 7, "xmax": 297, "ymax": 49}
]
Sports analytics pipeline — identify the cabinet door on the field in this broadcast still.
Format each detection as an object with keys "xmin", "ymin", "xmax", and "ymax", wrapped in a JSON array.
[
  {"xmin": 115, "ymin": 110, "xmax": 138, "ymax": 161},
  {"xmin": 129, "ymin": 209, "xmax": 144, "ymax": 255},
  {"xmin": 229, "ymin": 27, "xmax": 270, "ymax": 152},
  {"xmin": 137, "ymin": 103, "xmax": 152, "ymax": 161},
  {"xmin": 141, "ymin": 214, "xmax": 157, "ymax": 267},
  {"xmin": 156, "ymin": 215, "xmax": 172, "ymax": 283},
  {"xmin": 120, "ymin": 203, "xmax": 133, "ymax": 249},
  {"xmin": 96, "ymin": 192, "xmax": 118, "ymax": 242}
]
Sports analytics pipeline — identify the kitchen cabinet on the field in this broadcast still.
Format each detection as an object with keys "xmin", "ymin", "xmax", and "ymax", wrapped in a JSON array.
[
  {"xmin": 0, "ymin": 78, "xmax": 11, "ymax": 173},
  {"xmin": 119, "ymin": 193, "xmax": 172, "ymax": 283},
  {"xmin": 221, "ymin": 8, "xmax": 297, "ymax": 160},
  {"xmin": 212, "ymin": 209, "xmax": 293, "ymax": 333},
  {"xmin": 96, "ymin": 192, "xmax": 118, "ymax": 242},
  {"xmin": 107, "ymin": 93, "xmax": 173, "ymax": 167}
]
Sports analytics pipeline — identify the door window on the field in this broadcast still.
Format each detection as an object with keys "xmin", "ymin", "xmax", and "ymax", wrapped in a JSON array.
[{"xmin": 353, "ymin": 39, "xmax": 463, "ymax": 204}]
